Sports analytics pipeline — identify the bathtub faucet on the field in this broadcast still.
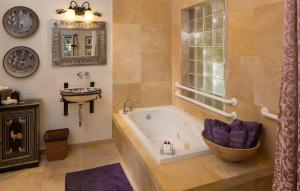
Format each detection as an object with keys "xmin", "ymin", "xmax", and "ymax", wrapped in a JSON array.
[{"xmin": 123, "ymin": 98, "xmax": 138, "ymax": 114}]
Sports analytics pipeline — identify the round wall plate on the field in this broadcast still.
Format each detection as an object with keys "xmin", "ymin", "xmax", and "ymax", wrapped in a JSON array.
[
  {"xmin": 3, "ymin": 46, "xmax": 39, "ymax": 78},
  {"xmin": 3, "ymin": 6, "xmax": 39, "ymax": 38}
]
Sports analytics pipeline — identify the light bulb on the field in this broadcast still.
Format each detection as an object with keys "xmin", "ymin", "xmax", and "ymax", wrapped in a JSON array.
[
  {"xmin": 66, "ymin": 8, "xmax": 75, "ymax": 20},
  {"xmin": 84, "ymin": 10, "xmax": 93, "ymax": 21}
]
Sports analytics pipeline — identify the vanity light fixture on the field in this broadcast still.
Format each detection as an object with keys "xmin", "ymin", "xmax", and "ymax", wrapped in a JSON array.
[{"xmin": 56, "ymin": 1, "xmax": 102, "ymax": 21}]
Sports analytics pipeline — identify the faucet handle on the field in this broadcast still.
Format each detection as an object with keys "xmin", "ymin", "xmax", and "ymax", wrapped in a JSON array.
[
  {"xmin": 76, "ymin": 72, "xmax": 83, "ymax": 79},
  {"xmin": 127, "ymin": 98, "xmax": 138, "ymax": 110},
  {"xmin": 84, "ymin": 71, "xmax": 90, "ymax": 79},
  {"xmin": 127, "ymin": 98, "xmax": 138, "ymax": 103}
]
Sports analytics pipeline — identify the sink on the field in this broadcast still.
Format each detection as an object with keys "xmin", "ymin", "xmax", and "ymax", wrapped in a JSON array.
[
  {"xmin": 60, "ymin": 86, "xmax": 102, "ymax": 127},
  {"xmin": 61, "ymin": 87, "xmax": 102, "ymax": 103}
]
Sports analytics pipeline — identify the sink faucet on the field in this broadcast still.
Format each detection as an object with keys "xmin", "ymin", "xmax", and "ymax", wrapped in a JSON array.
[{"xmin": 123, "ymin": 98, "xmax": 138, "ymax": 114}]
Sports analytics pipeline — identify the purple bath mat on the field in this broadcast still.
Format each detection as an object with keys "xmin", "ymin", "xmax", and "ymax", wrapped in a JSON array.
[{"xmin": 65, "ymin": 163, "xmax": 133, "ymax": 191}]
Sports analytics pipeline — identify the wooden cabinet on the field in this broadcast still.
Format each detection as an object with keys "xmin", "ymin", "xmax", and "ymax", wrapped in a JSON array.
[{"xmin": 0, "ymin": 100, "xmax": 40, "ymax": 173}]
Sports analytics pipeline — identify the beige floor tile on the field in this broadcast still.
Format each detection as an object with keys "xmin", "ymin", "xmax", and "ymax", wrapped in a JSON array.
[
  {"xmin": 84, "ymin": 142, "xmax": 120, "ymax": 164},
  {"xmin": 40, "ymin": 171, "xmax": 65, "ymax": 191},
  {"xmin": 43, "ymin": 147, "xmax": 86, "ymax": 171},
  {"xmin": 41, "ymin": 163, "xmax": 86, "ymax": 191},
  {"xmin": 0, "ymin": 142, "xmax": 137, "ymax": 191},
  {"xmin": 0, "ymin": 167, "xmax": 44, "ymax": 191}
]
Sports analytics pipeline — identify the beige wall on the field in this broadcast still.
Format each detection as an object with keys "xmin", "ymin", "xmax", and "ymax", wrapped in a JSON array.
[
  {"xmin": 113, "ymin": 0, "xmax": 172, "ymax": 112},
  {"xmin": 172, "ymin": 0, "xmax": 284, "ymax": 159}
]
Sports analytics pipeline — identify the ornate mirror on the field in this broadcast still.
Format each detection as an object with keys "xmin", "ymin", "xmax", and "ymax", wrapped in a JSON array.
[{"xmin": 51, "ymin": 20, "xmax": 106, "ymax": 66}]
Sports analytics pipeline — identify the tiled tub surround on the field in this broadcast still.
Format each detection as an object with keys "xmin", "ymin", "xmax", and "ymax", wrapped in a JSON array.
[
  {"xmin": 172, "ymin": 0, "xmax": 284, "ymax": 160},
  {"xmin": 113, "ymin": 113, "xmax": 273, "ymax": 191},
  {"xmin": 113, "ymin": 0, "xmax": 172, "ymax": 112},
  {"xmin": 119, "ymin": 106, "xmax": 209, "ymax": 164}
]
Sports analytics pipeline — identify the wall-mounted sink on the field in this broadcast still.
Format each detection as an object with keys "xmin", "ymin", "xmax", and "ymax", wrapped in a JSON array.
[
  {"xmin": 61, "ymin": 87, "xmax": 102, "ymax": 104},
  {"xmin": 60, "ymin": 86, "xmax": 102, "ymax": 127}
]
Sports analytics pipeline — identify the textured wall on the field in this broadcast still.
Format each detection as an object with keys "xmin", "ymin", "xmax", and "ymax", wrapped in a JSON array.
[
  {"xmin": 172, "ymin": 0, "xmax": 284, "ymax": 159},
  {"xmin": 0, "ymin": 0, "xmax": 113, "ymax": 148},
  {"xmin": 112, "ymin": 0, "xmax": 172, "ymax": 112}
]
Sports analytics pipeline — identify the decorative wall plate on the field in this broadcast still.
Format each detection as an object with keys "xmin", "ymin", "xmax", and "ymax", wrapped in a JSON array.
[
  {"xmin": 3, "ymin": 47, "xmax": 39, "ymax": 78},
  {"xmin": 3, "ymin": 6, "xmax": 39, "ymax": 38}
]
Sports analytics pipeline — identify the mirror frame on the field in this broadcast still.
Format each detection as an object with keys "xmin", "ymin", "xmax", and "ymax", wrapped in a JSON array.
[{"xmin": 51, "ymin": 20, "xmax": 106, "ymax": 66}]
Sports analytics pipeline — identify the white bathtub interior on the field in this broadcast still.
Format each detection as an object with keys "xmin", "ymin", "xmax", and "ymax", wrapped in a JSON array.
[{"xmin": 119, "ymin": 106, "xmax": 210, "ymax": 164}]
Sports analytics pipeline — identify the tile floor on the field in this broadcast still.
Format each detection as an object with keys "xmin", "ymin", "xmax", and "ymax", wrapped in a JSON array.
[{"xmin": 0, "ymin": 142, "xmax": 137, "ymax": 191}]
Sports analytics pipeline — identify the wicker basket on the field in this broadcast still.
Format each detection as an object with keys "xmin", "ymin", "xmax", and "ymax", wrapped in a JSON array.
[
  {"xmin": 44, "ymin": 129, "xmax": 69, "ymax": 161},
  {"xmin": 202, "ymin": 131, "xmax": 260, "ymax": 162}
]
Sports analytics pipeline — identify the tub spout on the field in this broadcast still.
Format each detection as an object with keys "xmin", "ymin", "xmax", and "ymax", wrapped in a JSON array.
[{"xmin": 123, "ymin": 98, "xmax": 138, "ymax": 114}]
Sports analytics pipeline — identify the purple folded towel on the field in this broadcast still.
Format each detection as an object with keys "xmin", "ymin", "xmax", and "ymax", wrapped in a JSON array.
[
  {"xmin": 204, "ymin": 119, "xmax": 214, "ymax": 141},
  {"xmin": 229, "ymin": 119, "xmax": 262, "ymax": 148},
  {"xmin": 229, "ymin": 120, "xmax": 248, "ymax": 149},
  {"xmin": 204, "ymin": 119, "xmax": 262, "ymax": 149},
  {"xmin": 243, "ymin": 120, "xmax": 262, "ymax": 148},
  {"xmin": 204, "ymin": 119, "xmax": 230, "ymax": 147}
]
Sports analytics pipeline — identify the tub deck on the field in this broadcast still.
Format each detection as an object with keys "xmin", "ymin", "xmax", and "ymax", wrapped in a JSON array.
[{"xmin": 113, "ymin": 113, "xmax": 274, "ymax": 191}]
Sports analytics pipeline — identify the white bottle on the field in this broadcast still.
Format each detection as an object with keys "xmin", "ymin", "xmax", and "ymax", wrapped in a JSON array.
[{"xmin": 162, "ymin": 141, "xmax": 167, "ymax": 153}]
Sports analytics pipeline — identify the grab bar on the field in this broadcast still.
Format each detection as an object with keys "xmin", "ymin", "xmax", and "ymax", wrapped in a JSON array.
[
  {"xmin": 260, "ymin": 107, "xmax": 279, "ymax": 121},
  {"xmin": 175, "ymin": 91, "xmax": 237, "ymax": 119},
  {"xmin": 175, "ymin": 82, "xmax": 237, "ymax": 106}
]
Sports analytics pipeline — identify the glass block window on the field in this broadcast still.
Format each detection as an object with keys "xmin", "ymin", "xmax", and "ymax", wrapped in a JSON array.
[{"xmin": 181, "ymin": 0, "xmax": 226, "ymax": 110}]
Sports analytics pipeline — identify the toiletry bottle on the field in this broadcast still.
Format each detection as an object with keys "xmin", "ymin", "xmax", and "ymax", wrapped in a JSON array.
[
  {"xmin": 163, "ymin": 141, "xmax": 167, "ymax": 152},
  {"xmin": 12, "ymin": 91, "xmax": 20, "ymax": 102},
  {"xmin": 167, "ymin": 141, "xmax": 171, "ymax": 152}
]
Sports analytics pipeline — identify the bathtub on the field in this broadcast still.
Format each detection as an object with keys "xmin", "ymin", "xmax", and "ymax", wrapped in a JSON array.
[{"xmin": 119, "ymin": 106, "xmax": 210, "ymax": 164}]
